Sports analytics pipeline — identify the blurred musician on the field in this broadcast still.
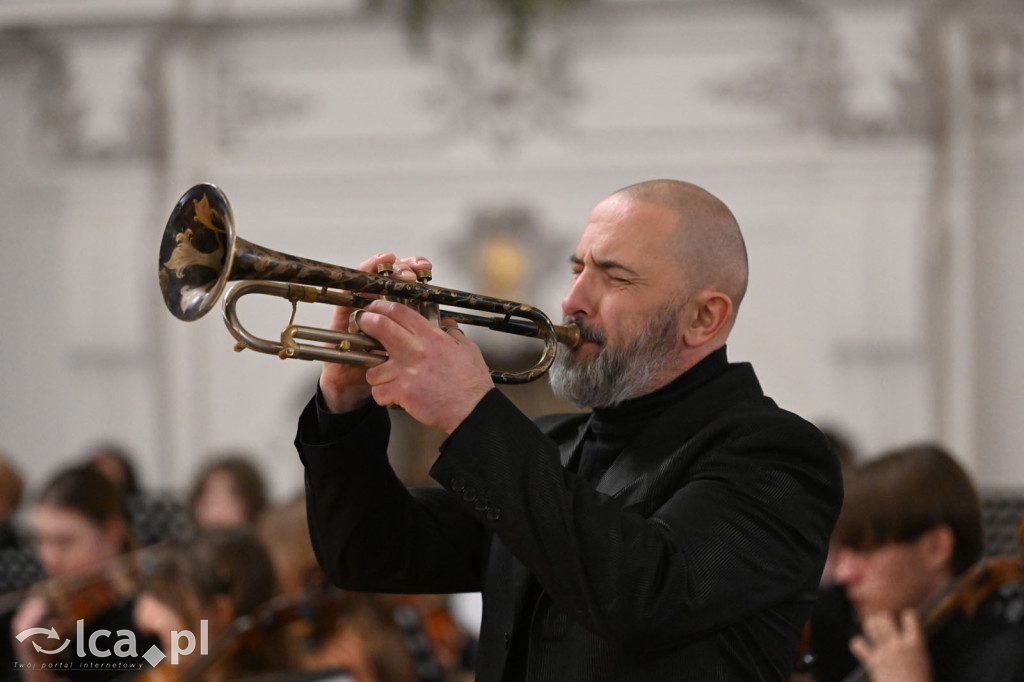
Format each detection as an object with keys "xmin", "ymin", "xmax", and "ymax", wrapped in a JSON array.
[
  {"xmin": 187, "ymin": 457, "xmax": 267, "ymax": 532},
  {"xmin": 820, "ymin": 443, "xmax": 1024, "ymax": 682},
  {"xmin": 131, "ymin": 527, "xmax": 293, "ymax": 681},
  {"xmin": 258, "ymin": 496, "xmax": 447, "ymax": 682},
  {"xmin": 85, "ymin": 444, "xmax": 187, "ymax": 548},
  {"xmin": 8, "ymin": 464, "xmax": 151, "ymax": 681},
  {"xmin": 0, "ymin": 453, "xmax": 25, "ymax": 552}
]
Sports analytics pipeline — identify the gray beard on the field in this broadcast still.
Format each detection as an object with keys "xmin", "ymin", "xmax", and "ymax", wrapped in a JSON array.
[{"xmin": 549, "ymin": 308, "xmax": 681, "ymax": 409}]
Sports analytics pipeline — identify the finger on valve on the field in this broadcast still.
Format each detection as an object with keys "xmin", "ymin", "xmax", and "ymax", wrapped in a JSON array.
[{"xmin": 325, "ymin": 253, "xmax": 398, "ymax": 333}]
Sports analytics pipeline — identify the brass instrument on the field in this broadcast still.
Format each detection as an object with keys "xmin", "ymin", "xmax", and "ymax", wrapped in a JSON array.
[{"xmin": 158, "ymin": 183, "xmax": 580, "ymax": 384}]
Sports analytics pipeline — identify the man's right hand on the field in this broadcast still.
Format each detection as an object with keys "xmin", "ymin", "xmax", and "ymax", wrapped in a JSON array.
[{"xmin": 318, "ymin": 252, "xmax": 433, "ymax": 413}]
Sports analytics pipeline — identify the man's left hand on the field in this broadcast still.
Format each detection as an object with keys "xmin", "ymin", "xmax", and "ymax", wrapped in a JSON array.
[{"xmin": 356, "ymin": 299, "xmax": 494, "ymax": 433}]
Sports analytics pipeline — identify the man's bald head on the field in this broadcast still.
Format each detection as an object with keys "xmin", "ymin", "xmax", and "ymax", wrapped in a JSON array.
[{"xmin": 613, "ymin": 179, "xmax": 748, "ymax": 314}]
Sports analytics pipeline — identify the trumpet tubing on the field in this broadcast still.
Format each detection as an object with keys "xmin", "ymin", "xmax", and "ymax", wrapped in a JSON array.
[{"xmin": 158, "ymin": 183, "xmax": 579, "ymax": 384}]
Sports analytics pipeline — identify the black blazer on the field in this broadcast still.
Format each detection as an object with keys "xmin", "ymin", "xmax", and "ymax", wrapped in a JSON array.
[{"xmin": 296, "ymin": 362, "xmax": 843, "ymax": 682}]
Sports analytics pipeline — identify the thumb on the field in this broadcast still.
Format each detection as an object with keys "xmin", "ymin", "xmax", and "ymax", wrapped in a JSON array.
[
  {"xmin": 439, "ymin": 317, "xmax": 465, "ymax": 339},
  {"xmin": 443, "ymin": 325, "xmax": 468, "ymax": 340}
]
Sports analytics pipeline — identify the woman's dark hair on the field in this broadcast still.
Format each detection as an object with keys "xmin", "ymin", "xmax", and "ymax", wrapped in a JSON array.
[
  {"xmin": 833, "ymin": 443, "xmax": 983, "ymax": 575},
  {"xmin": 146, "ymin": 527, "xmax": 278, "ymax": 617},
  {"xmin": 36, "ymin": 464, "xmax": 134, "ymax": 550},
  {"xmin": 38, "ymin": 464, "xmax": 128, "ymax": 528},
  {"xmin": 0, "ymin": 452, "xmax": 25, "ymax": 513},
  {"xmin": 86, "ymin": 443, "xmax": 140, "ymax": 496},
  {"xmin": 188, "ymin": 455, "xmax": 268, "ymax": 525}
]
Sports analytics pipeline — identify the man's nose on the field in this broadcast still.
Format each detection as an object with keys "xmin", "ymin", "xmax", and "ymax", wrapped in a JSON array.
[{"xmin": 562, "ymin": 271, "xmax": 595, "ymax": 319}]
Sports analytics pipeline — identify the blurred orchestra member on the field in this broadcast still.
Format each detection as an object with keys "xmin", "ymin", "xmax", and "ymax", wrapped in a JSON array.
[
  {"xmin": 257, "ymin": 495, "xmax": 319, "ymax": 597},
  {"xmin": 85, "ymin": 445, "xmax": 139, "ymax": 500},
  {"xmin": 132, "ymin": 527, "xmax": 293, "ymax": 681},
  {"xmin": 0, "ymin": 454, "xmax": 25, "ymax": 551},
  {"xmin": 0, "ymin": 452, "xmax": 30, "ymax": 682},
  {"xmin": 85, "ymin": 443, "xmax": 185, "ymax": 548},
  {"xmin": 819, "ymin": 443, "xmax": 1024, "ymax": 682},
  {"xmin": 258, "ymin": 495, "xmax": 443, "ymax": 682},
  {"xmin": 9, "ymin": 465, "xmax": 150, "ymax": 681},
  {"xmin": 188, "ymin": 456, "xmax": 267, "ymax": 531}
]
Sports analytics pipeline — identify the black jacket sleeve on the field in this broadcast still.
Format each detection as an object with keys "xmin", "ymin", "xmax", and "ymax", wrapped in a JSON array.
[{"xmin": 295, "ymin": 391, "xmax": 491, "ymax": 594}]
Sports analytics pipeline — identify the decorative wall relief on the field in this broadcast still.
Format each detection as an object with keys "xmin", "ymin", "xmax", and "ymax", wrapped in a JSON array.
[
  {"xmin": 368, "ymin": 0, "xmax": 591, "ymax": 62},
  {"xmin": 709, "ymin": 9, "xmax": 935, "ymax": 140},
  {"xmin": 2, "ymin": 28, "xmax": 83, "ymax": 159},
  {"xmin": 7, "ymin": 27, "xmax": 166, "ymax": 161},
  {"xmin": 215, "ymin": 55, "xmax": 313, "ymax": 150},
  {"xmin": 422, "ymin": 20, "xmax": 579, "ymax": 150},
  {"xmin": 971, "ymin": 21, "xmax": 1024, "ymax": 133}
]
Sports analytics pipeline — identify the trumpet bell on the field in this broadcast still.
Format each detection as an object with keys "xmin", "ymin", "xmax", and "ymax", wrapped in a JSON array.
[{"xmin": 159, "ymin": 183, "xmax": 237, "ymax": 322}]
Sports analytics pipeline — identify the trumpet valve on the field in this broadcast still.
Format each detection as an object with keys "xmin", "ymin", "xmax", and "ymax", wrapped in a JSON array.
[
  {"xmin": 415, "ymin": 268, "xmax": 432, "ymax": 283},
  {"xmin": 376, "ymin": 261, "xmax": 398, "ymax": 302}
]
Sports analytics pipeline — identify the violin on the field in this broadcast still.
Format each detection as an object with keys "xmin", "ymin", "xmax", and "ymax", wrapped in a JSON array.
[
  {"xmin": 394, "ymin": 593, "xmax": 468, "ymax": 670},
  {"xmin": 0, "ymin": 547, "xmax": 145, "ymax": 633}
]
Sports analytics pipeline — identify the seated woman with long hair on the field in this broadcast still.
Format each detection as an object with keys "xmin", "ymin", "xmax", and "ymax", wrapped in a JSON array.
[
  {"xmin": 131, "ymin": 527, "xmax": 295, "ymax": 681},
  {"xmin": 9, "ymin": 464, "xmax": 152, "ymax": 681}
]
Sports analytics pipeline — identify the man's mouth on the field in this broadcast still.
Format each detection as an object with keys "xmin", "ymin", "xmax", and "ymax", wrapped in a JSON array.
[{"xmin": 568, "ymin": 319, "xmax": 605, "ymax": 348}]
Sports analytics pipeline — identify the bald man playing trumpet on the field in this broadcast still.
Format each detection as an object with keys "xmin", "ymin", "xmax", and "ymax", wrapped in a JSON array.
[{"xmin": 295, "ymin": 179, "xmax": 843, "ymax": 682}]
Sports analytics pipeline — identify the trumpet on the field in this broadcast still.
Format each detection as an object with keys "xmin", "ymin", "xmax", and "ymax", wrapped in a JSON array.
[{"xmin": 158, "ymin": 183, "xmax": 580, "ymax": 384}]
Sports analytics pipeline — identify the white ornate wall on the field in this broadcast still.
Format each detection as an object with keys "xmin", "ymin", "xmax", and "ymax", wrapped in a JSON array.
[{"xmin": 1, "ymin": 0, "xmax": 1022, "ymax": 500}]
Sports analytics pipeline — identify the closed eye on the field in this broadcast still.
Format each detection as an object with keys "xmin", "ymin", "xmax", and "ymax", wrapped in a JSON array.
[
  {"xmin": 569, "ymin": 256, "xmax": 584, "ymax": 277},
  {"xmin": 569, "ymin": 255, "xmax": 640, "ymax": 285}
]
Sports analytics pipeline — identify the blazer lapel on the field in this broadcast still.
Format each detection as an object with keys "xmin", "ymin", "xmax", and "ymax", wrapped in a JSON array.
[
  {"xmin": 498, "ymin": 414, "xmax": 590, "ymax": 654},
  {"xmin": 595, "ymin": 363, "xmax": 763, "ymax": 503}
]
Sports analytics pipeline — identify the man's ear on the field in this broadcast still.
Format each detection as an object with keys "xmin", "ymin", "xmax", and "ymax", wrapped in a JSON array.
[
  {"xmin": 682, "ymin": 290, "xmax": 734, "ymax": 347},
  {"xmin": 919, "ymin": 524, "xmax": 956, "ymax": 574}
]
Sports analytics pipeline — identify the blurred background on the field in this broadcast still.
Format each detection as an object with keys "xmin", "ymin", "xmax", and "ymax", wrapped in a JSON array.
[{"xmin": 0, "ymin": 0, "xmax": 1022, "ymax": 522}]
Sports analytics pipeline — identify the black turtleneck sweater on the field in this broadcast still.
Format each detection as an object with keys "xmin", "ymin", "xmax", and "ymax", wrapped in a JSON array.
[{"xmin": 573, "ymin": 345, "xmax": 729, "ymax": 483}]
